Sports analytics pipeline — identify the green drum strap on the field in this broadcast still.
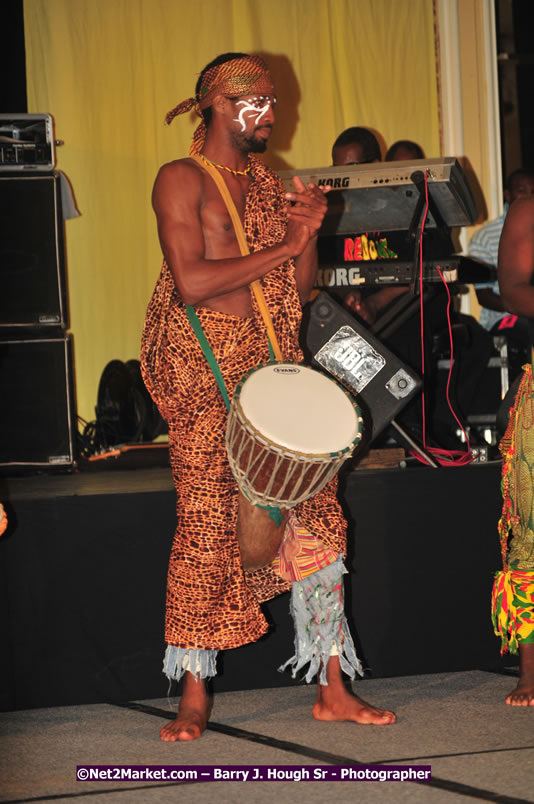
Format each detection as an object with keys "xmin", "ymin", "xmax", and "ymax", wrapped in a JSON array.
[
  {"xmin": 185, "ymin": 304, "xmax": 282, "ymax": 527},
  {"xmin": 185, "ymin": 305, "xmax": 231, "ymax": 412},
  {"xmin": 186, "ymin": 305, "xmax": 275, "ymax": 408}
]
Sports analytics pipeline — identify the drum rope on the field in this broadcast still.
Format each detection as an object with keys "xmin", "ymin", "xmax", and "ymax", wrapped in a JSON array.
[{"xmin": 229, "ymin": 413, "xmax": 345, "ymax": 507}]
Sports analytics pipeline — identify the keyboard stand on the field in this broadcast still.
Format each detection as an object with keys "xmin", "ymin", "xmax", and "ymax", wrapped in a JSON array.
[
  {"xmin": 371, "ymin": 286, "xmax": 435, "ymax": 340},
  {"xmin": 390, "ymin": 419, "xmax": 439, "ymax": 469}
]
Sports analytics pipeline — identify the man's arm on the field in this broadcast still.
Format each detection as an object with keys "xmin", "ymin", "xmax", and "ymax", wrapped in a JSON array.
[
  {"xmin": 475, "ymin": 286, "xmax": 506, "ymax": 312},
  {"xmin": 469, "ymin": 224, "xmax": 505, "ymax": 309},
  {"xmin": 498, "ymin": 197, "xmax": 534, "ymax": 317},
  {"xmin": 153, "ymin": 162, "xmax": 328, "ymax": 307},
  {"xmin": 287, "ymin": 177, "xmax": 331, "ymax": 304},
  {"xmin": 153, "ymin": 160, "xmax": 297, "ymax": 306}
]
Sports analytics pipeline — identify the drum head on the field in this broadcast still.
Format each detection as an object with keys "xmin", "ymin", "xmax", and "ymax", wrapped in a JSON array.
[{"xmin": 238, "ymin": 363, "xmax": 360, "ymax": 455}]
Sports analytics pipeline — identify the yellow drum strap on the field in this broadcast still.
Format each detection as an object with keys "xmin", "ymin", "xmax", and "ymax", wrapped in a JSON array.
[{"xmin": 191, "ymin": 154, "xmax": 283, "ymax": 360}]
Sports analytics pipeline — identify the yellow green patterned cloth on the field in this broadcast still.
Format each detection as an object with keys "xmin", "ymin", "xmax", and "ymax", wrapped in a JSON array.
[
  {"xmin": 492, "ymin": 363, "xmax": 534, "ymax": 653},
  {"xmin": 492, "ymin": 569, "xmax": 534, "ymax": 653},
  {"xmin": 272, "ymin": 511, "xmax": 338, "ymax": 582}
]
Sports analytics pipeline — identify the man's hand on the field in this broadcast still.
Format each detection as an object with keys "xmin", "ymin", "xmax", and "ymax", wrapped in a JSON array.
[
  {"xmin": 344, "ymin": 286, "xmax": 409, "ymax": 325},
  {"xmin": 345, "ymin": 290, "xmax": 376, "ymax": 324},
  {"xmin": 283, "ymin": 176, "xmax": 330, "ymax": 256}
]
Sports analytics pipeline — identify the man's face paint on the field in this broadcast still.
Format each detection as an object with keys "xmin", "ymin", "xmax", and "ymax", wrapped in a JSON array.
[{"xmin": 232, "ymin": 95, "xmax": 277, "ymax": 132}]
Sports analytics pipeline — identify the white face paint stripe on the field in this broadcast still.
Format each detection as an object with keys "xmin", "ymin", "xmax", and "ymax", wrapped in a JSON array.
[{"xmin": 233, "ymin": 98, "xmax": 273, "ymax": 132}]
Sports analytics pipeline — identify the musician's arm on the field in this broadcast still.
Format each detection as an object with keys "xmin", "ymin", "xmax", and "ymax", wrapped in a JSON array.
[
  {"xmin": 475, "ymin": 286, "xmax": 506, "ymax": 313},
  {"xmin": 469, "ymin": 227, "xmax": 505, "ymax": 311},
  {"xmin": 498, "ymin": 197, "xmax": 534, "ymax": 317}
]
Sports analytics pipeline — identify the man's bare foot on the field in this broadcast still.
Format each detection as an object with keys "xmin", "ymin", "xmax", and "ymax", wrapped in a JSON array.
[
  {"xmin": 160, "ymin": 672, "xmax": 212, "ymax": 741},
  {"xmin": 505, "ymin": 643, "xmax": 534, "ymax": 707},
  {"xmin": 312, "ymin": 656, "xmax": 396, "ymax": 725},
  {"xmin": 505, "ymin": 681, "xmax": 534, "ymax": 706}
]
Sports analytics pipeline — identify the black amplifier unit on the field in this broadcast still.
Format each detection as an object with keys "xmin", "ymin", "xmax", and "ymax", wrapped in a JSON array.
[
  {"xmin": 0, "ymin": 172, "xmax": 68, "ymax": 330},
  {"xmin": 0, "ymin": 335, "xmax": 76, "ymax": 469},
  {"xmin": 302, "ymin": 292, "xmax": 422, "ymax": 444},
  {"xmin": 0, "ymin": 114, "xmax": 56, "ymax": 172}
]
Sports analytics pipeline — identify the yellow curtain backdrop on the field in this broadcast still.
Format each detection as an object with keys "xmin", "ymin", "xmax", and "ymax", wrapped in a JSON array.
[{"xmin": 23, "ymin": 0, "xmax": 439, "ymax": 423}]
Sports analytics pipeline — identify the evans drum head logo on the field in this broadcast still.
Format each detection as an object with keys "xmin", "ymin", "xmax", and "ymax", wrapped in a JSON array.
[{"xmin": 274, "ymin": 366, "xmax": 300, "ymax": 374}]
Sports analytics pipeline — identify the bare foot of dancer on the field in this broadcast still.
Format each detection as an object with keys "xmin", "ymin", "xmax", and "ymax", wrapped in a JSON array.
[
  {"xmin": 160, "ymin": 672, "xmax": 212, "ymax": 741},
  {"xmin": 506, "ymin": 643, "xmax": 534, "ymax": 706},
  {"xmin": 312, "ymin": 656, "xmax": 396, "ymax": 725}
]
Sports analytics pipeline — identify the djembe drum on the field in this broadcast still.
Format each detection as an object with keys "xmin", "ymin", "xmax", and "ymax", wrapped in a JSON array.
[{"xmin": 226, "ymin": 362, "xmax": 363, "ymax": 569}]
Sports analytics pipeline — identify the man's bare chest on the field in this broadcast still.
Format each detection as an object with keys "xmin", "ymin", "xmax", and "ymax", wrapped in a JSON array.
[{"xmin": 200, "ymin": 185, "xmax": 248, "ymax": 254}]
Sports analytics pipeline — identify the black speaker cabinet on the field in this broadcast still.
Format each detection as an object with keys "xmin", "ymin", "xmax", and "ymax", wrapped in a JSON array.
[
  {"xmin": 0, "ymin": 336, "xmax": 76, "ymax": 468},
  {"xmin": 0, "ymin": 173, "xmax": 68, "ymax": 330},
  {"xmin": 301, "ymin": 292, "xmax": 422, "ymax": 443}
]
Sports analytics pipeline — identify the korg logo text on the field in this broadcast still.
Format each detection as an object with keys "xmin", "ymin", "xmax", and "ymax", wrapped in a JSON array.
[{"xmin": 317, "ymin": 176, "xmax": 350, "ymax": 188}]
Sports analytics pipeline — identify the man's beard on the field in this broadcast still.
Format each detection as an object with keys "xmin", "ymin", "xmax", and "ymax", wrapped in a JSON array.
[
  {"xmin": 231, "ymin": 128, "xmax": 270, "ymax": 154},
  {"xmin": 245, "ymin": 134, "xmax": 268, "ymax": 153}
]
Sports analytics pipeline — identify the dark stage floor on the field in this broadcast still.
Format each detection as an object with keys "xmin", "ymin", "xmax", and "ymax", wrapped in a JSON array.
[{"xmin": 2, "ymin": 671, "xmax": 533, "ymax": 803}]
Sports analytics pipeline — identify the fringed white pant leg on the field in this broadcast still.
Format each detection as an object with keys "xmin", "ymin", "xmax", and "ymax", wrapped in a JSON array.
[
  {"xmin": 163, "ymin": 646, "xmax": 218, "ymax": 683},
  {"xmin": 279, "ymin": 555, "xmax": 363, "ymax": 685}
]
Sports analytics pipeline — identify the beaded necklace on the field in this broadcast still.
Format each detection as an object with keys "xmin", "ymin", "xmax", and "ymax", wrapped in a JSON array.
[{"xmin": 198, "ymin": 153, "xmax": 251, "ymax": 177}]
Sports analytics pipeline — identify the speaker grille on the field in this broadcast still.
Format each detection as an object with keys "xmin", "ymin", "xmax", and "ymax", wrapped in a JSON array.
[
  {"xmin": 0, "ymin": 336, "xmax": 76, "ymax": 466},
  {"xmin": 0, "ymin": 174, "xmax": 67, "ymax": 329}
]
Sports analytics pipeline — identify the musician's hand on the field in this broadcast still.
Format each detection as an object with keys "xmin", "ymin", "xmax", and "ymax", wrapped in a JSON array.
[
  {"xmin": 344, "ymin": 291, "xmax": 377, "ymax": 324},
  {"xmin": 285, "ymin": 176, "xmax": 331, "ymax": 240},
  {"xmin": 345, "ymin": 286, "xmax": 409, "ymax": 324}
]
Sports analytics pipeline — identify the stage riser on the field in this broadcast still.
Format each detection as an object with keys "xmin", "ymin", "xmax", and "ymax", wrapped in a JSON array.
[
  {"xmin": 0, "ymin": 463, "xmax": 506, "ymax": 711},
  {"xmin": 343, "ymin": 466, "xmax": 503, "ymax": 677}
]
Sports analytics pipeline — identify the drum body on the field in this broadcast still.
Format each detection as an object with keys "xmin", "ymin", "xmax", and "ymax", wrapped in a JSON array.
[{"xmin": 226, "ymin": 362, "xmax": 363, "ymax": 508}]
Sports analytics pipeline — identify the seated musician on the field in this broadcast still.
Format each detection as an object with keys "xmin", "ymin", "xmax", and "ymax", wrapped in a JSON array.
[
  {"xmin": 385, "ymin": 140, "xmax": 425, "ymax": 162},
  {"xmin": 332, "ymin": 131, "xmax": 492, "ymax": 447},
  {"xmin": 331, "ymin": 126, "xmax": 382, "ymax": 167},
  {"xmin": 340, "ymin": 135, "xmax": 426, "ymax": 326},
  {"xmin": 468, "ymin": 168, "xmax": 534, "ymax": 356}
]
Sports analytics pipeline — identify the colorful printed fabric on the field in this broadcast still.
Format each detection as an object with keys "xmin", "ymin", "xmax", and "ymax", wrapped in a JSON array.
[
  {"xmin": 140, "ymin": 157, "xmax": 347, "ymax": 653},
  {"xmin": 492, "ymin": 569, "xmax": 534, "ymax": 653},
  {"xmin": 272, "ymin": 511, "xmax": 338, "ymax": 582},
  {"xmin": 160, "ymin": 550, "xmax": 364, "ymax": 685},
  {"xmin": 492, "ymin": 363, "xmax": 534, "ymax": 652}
]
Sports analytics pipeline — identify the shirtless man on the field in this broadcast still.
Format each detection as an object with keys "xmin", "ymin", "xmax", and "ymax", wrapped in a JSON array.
[
  {"xmin": 141, "ymin": 52, "xmax": 396, "ymax": 741},
  {"xmin": 493, "ymin": 195, "xmax": 534, "ymax": 706},
  {"xmin": 471, "ymin": 169, "xmax": 534, "ymax": 333}
]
